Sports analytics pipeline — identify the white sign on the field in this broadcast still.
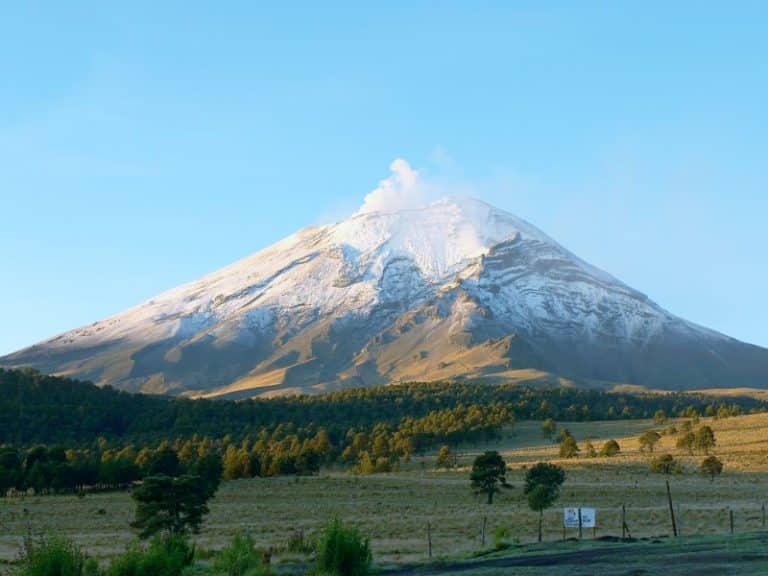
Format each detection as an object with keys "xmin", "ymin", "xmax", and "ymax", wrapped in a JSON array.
[{"xmin": 563, "ymin": 507, "xmax": 596, "ymax": 528}]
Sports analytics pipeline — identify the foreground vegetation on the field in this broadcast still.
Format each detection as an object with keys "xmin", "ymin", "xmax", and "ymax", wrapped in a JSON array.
[
  {"xmin": 4, "ymin": 370, "xmax": 768, "ymax": 574},
  {"xmin": 3, "ymin": 412, "xmax": 768, "ymax": 570},
  {"xmin": 12, "ymin": 519, "xmax": 370, "ymax": 576}
]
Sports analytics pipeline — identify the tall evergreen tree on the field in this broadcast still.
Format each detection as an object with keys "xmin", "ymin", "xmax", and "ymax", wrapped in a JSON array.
[{"xmin": 470, "ymin": 451, "xmax": 508, "ymax": 504}]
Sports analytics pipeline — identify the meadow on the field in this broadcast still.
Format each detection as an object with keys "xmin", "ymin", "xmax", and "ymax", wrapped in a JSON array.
[{"xmin": 2, "ymin": 413, "xmax": 768, "ymax": 571}]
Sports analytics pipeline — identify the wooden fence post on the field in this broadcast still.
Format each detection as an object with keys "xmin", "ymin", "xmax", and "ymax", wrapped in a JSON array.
[
  {"xmin": 730, "ymin": 509, "xmax": 734, "ymax": 535},
  {"xmin": 481, "ymin": 516, "xmax": 487, "ymax": 547},
  {"xmin": 427, "ymin": 521, "xmax": 432, "ymax": 558},
  {"xmin": 621, "ymin": 504, "xmax": 626, "ymax": 540},
  {"xmin": 666, "ymin": 480, "xmax": 677, "ymax": 537},
  {"xmin": 578, "ymin": 507, "xmax": 583, "ymax": 539}
]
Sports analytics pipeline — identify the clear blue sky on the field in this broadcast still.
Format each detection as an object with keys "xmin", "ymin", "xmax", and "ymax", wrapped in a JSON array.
[{"xmin": 2, "ymin": 1, "xmax": 767, "ymax": 356}]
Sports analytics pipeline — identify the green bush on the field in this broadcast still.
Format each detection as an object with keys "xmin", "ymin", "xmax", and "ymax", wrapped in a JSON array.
[
  {"xmin": 315, "ymin": 518, "xmax": 371, "ymax": 576},
  {"xmin": 18, "ymin": 536, "xmax": 98, "ymax": 576},
  {"xmin": 106, "ymin": 534, "xmax": 194, "ymax": 576},
  {"xmin": 649, "ymin": 454, "xmax": 682, "ymax": 475},
  {"xmin": 212, "ymin": 532, "xmax": 265, "ymax": 576},
  {"xmin": 492, "ymin": 526, "xmax": 510, "ymax": 549}
]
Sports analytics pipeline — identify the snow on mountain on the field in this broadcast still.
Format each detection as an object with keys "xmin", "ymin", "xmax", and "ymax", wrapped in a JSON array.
[{"xmin": 3, "ymin": 170, "xmax": 768, "ymax": 397}]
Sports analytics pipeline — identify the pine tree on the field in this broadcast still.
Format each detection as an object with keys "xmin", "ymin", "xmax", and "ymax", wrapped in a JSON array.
[{"xmin": 131, "ymin": 474, "xmax": 214, "ymax": 538}]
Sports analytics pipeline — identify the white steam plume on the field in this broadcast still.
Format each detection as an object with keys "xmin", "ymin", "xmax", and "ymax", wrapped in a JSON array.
[{"xmin": 357, "ymin": 158, "xmax": 435, "ymax": 214}]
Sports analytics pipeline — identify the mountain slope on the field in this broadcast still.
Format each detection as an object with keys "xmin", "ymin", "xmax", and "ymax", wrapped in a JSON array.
[{"xmin": 3, "ymin": 196, "xmax": 767, "ymax": 396}]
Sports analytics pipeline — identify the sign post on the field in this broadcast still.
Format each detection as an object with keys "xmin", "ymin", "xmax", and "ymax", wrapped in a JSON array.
[{"xmin": 564, "ymin": 507, "xmax": 596, "ymax": 539}]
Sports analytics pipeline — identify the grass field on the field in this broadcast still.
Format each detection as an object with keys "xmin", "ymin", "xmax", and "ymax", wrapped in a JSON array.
[{"xmin": 2, "ymin": 413, "xmax": 768, "ymax": 572}]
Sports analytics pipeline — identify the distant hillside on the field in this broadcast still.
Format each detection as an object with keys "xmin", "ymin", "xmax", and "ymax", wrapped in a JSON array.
[{"xmin": 1, "ymin": 368, "xmax": 766, "ymax": 447}]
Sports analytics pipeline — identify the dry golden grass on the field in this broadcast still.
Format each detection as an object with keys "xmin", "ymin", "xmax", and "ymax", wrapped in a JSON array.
[{"xmin": 1, "ymin": 413, "xmax": 767, "ymax": 566}]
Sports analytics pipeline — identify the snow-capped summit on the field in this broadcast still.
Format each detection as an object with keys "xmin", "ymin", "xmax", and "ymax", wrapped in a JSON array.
[{"xmin": 3, "ymin": 165, "xmax": 768, "ymax": 397}]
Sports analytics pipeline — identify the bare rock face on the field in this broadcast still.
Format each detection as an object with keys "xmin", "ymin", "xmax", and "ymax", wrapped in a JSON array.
[{"xmin": 3, "ymin": 197, "xmax": 767, "ymax": 397}]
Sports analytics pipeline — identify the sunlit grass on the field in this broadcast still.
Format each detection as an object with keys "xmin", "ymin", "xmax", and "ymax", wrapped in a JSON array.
[{"xmin": 1, "ymin": 413, "xmax": 767, "ymax": 565}]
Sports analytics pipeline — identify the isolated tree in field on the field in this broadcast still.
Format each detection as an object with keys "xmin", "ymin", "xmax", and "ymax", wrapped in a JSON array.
[
  {"xmin": 649, "ymin": 454, "xmax": 680, "ymax": 475},
  {"xmin": 542, "ymin": 418, "xmax": 557, "ymax": 440},
  {"xmin": 639, "ymin": 431, "xmax": 661, "ymax": 453},
  {"xmin": 676, "ymin": 431, "xmax": 696, "ymax": 454},
  {"xmin": 653, "ymin": 410, "xmax": 667, "ymax": 424},
  {"xmin": 559, "ymin": 435, "xmax": 580, "ymax": 458},
  {"xmin": 694, "ymin": 426, "xmax": 716, "ymax": 454},
  {"xmin": 435, "ymin": 445, "xmax": 454, "ymax": 469},
  {"xmin": 700, "ymin": 455, "xmax": 723, "ymax": 481},
  {"xmin": 470, "ymin": 451, "xmax": 508, "ymax": 504},
  {"xmin": 524, "ymin": 462, "xmax": 566, "ymax": 542},
  {"xmin": 131, "ymin": 474, "xmax": 214, "ymax": 538},
  {"xmin": 583, "ymin": 441, "xmax": 597, "ymax": 458},
  {"xmin": 600, "ymin": 439, "xmax": 621, "ymax": 457}
]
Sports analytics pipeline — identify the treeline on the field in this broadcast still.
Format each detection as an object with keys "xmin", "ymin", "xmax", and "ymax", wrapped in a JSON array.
[
  {"xmin": 0, "ymin": 402, "xmax": 512, "ymax": 495},
  {"xmin": 2, "ymin": 368, "xmax": 765, "ymax": 448},
  {"xmin": 0, "ymin": 441, "xmax": 222, "ymax": 496}
]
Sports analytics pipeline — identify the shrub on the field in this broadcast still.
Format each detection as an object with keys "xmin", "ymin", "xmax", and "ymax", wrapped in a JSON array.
[
  {"xmin": 17, "ymin": 535, "xmax": 97, "ymax": 576},
  {"xmin": 600, "ymin": 440, "xmax": 620, "ymax": 457},
  {"xmin": 492, "ymin": 526, "xmax": 510, "ymax": 549},
  {"xmin": 700, "ymin": 455, "xmax": 724, "ymax": 481},
  {"xmin": 639, "ymin": 431, "xmax": 661, "ymax": 453},
  {"xmin": 694, "ymin": 426, "xmax": 716, "ymax": 454},
  {"xmin": 315, "ymin": 518, "xmax": 371, "ymax": 576},
  {"xmin": 558, "ymin": 436, "xmax": 579, "ymax": 458},
  {"xmin": 649, "ymin": 454, "xmax": 681, "ymax": 475},
  {"xmin": 106, "ymin": 534, "xmax": 194, "ymax": 576},
  {"xmin": 434, "ymin": 445, "xmax": 454, "ymax": 469},
  {"xmin": 106, "ymin": 546, "xmax": 144, "ymax": 576},
  {"xmin": 213, "ymin": 532, "xmax": 266, "ymax": 576},
  {"xmin": 676, "ymin": 432, "xmax": 696, "ymax": 454}
]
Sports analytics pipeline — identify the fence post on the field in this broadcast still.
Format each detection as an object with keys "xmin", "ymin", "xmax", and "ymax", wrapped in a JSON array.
[
  {"xmin": 762, "ymin": 503, "xmax": 766, "ymax": 529},
  {"xmin": 621, "ymin": 504, "xmax": 626, "ymax": 539},
  {"xmin": 427, "ymin": 521, "xmax": 432, "ymax": 558},
  {"xmin": 578, "ymin": 507, "xmax": 583, "ymax": 539},
  {"xmin": 481, "ymin": 516, "xmax": 487, "ymax": 547},
  {"xmin": 730, "ymin": 509, "xmax": 734, "ymax": 535},
  {"xmin": 666, "ymin": 480, "xmax": 677, "ymax": 537}
]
